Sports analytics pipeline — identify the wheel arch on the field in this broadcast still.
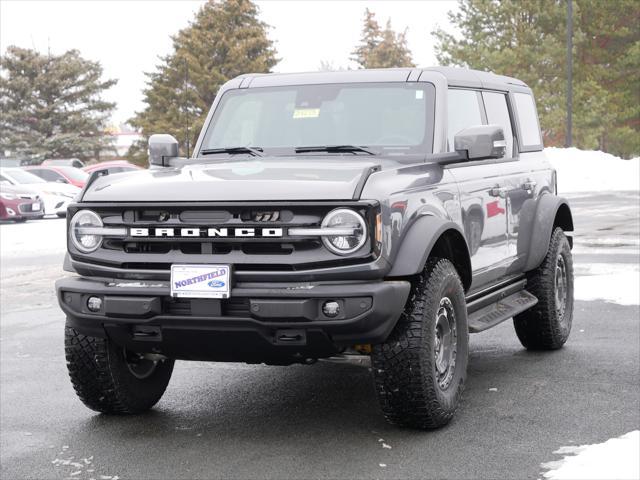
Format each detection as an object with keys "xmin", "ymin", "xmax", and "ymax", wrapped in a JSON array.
[
  {"xmin": 553, "ymin": 202, "xmax": 574, "ymax": 233},
  {"xmin": 387, "ymin": 215, "xmax": 472, "ymax": 291},
  {"xmin": 524, "ymin": 194, "xmax": 574, "ymax": 272}
]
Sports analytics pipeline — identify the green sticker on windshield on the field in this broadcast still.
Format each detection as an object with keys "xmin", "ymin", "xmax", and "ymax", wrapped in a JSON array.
[{"xmin": 293, "ymin": 108, "xmax": 320, "ymax": 119}]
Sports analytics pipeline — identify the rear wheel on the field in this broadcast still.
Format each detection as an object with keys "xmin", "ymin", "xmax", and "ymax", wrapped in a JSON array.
[
  {"xmin": 65, "ymin": 325, "xmax": 174, "ymax": 414},
  {"xmin": 372, "ymin": 258, "xmax": 468, "ymax": 429},
  {"xmin": 513, "ymin": 227, "xmax": 574, "ymax": 349}
]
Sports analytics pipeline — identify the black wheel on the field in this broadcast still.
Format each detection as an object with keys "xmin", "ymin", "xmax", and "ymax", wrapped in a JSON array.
[
  {"xmin": 372, "ymin": 258, "xmax": 469, "ymax": 429},
  {"xmin": 513, "ymin": 227, "xmax": 574, "ymax": 350},
  {"xmin": 65, "ymin": 325, "xmax": 174, "ymax": 414}
]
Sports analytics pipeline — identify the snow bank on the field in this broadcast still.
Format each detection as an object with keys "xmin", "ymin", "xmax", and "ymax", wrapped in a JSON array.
[
  {"xmin": 541, "ymin": 431, "xmax": 640, "ymax": 480},
  {"xmin": 545, "ymin": 147, "xmax": 640, "ymax": 193},
  {"xmin": 574, "ymin": 263, "xmax": 640, "ymax": 306},
  {"xmin": 0, "ymin": 218, "xmax": 66, "ymax": 258}
]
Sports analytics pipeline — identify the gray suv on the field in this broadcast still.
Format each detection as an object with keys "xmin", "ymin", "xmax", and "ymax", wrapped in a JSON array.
[{"xmin": 57, "ymin": 67, "xmax": 574, "ymax": 429}]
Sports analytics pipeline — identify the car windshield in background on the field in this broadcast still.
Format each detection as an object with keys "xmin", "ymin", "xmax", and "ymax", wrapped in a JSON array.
[
  {"xmin": 200, "ymin": 82, "xmax": 435, "ymax": 156},
  {"xmin": 1, "ymin": 169, "xmax": 46, "ymax": 184},
  {"xmin": 59, "ymin": 167, "xmax": 89, "ymax": 182}
]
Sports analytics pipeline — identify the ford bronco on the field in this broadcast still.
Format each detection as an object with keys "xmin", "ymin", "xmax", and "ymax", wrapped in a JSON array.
[{"xmin": 57, "ymin": 67, "xmax": 574, "ymax": 429}]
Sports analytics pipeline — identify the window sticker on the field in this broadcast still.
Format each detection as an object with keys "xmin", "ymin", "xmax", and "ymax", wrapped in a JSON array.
[
  {"xmin": 415, "ymin": 90, "xmax": 424, "ymax": 100},
  {"xmin": 293, "ymin": 108, "xmax": 320, "ymax": 119}
]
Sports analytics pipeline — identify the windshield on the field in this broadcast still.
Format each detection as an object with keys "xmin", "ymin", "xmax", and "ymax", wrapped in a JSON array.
[
  {"xmin": 1, "ymin": 169, "xmax": 46, "ymax": 184},
  {"xmin": 200, "ymin": 82, "xmax": 435, "ymax": 156},
  {"xmin": 59, "ymin": 167, "xmax": 89, "ymax": 182}
]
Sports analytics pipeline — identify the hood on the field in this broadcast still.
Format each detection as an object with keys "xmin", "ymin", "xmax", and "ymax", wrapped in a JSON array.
[
  {"xmin": 82, "ymin": 157, "xmax": 400, "ymax": 202},
  {"xmin": 25, "ymin": 182, "xmax": 81, "ymax": 196},
  {"xmin": 0, "ymin": 183, "xmax": 39, "ymax": 196}
]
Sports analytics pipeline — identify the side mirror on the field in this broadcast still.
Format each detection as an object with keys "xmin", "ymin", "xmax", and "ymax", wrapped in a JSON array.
[
  {"xmin": 454, "ymin": 125, "xmax": 506, "ymax": 161},
  {"xmin": 56, "ymin": 178, "xmax": 68, "ymax": 183},
  {"xmin": 148, "ymin": 134, "xmax": 179, "ymax": 167}
]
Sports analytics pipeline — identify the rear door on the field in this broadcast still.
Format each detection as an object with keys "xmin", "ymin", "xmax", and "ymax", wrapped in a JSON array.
[{"xmin": 480, "ymin": 90, "xmax": 550, "ymax": 274}]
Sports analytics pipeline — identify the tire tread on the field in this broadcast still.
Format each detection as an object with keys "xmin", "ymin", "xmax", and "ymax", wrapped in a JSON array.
[{"xmin": 372, "ymin": 258, "xmax": 468, "ymax": 429}]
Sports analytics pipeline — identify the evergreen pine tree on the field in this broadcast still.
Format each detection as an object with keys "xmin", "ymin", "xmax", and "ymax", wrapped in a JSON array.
[
  {"xmin": 434, "ymin": 0, "xmax": 639, "ymax": 158},
  {"xmin": 352, "ymin": 9, "xmax": 415, "ymax": 69},
  {"xmin": 129, "ymin": 0, "xmax": 278, "ymax": 161},
  {"xmin": 0, "ymin": 47, "xmax": 116, "ymax": 161}
]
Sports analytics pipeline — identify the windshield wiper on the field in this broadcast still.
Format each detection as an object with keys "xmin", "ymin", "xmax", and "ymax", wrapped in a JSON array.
[
  {"xmin": 294, "ymin": 145, "xmax": 377, "ymax": 155},
  {"xmin": 200, "ymin": 146, "xmax": 264, "ymax": 157}
]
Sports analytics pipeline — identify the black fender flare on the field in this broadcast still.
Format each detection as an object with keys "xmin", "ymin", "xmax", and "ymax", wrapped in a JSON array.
[
  {"xmin": 523, "ymin": 193, "xmax": 573, "ymax": 272},
  {"xmin": 387, "ymin": 215, "xmax": 472, "ymax": 290}
]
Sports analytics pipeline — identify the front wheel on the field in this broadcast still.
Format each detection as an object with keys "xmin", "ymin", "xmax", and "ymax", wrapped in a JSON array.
[
  {"xmin": 372, "ymin": 258, "xmax": 469, "ymax": 429},
  {"xmin": 513, "ymin": 227, "xmax": 574, "ymax": 350},
  {"xmin": 65, "ymin": 325, "xmax": 174, "ymax": 414}
]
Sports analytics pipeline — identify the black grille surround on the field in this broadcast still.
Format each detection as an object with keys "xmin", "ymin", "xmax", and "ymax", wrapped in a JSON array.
[{"xmin": 67, "ymin": 201, "xmax": 380, "ymax": 279}]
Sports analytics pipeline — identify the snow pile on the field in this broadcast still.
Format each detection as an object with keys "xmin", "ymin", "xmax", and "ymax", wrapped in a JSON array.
[
  {"xmin": 0, "ymin": 218, "xmax": 66, "ymax": 258},
  {"xmin": 574, "ymin": 263, "xmax": 640, "ymax": 306},
  {"xmin": 545, "ymin": 147, "xmax": 640, "ymax": 194},
  {"xmin": 541, "ymin": 431, "xmax": 640, "ymax": 480}
]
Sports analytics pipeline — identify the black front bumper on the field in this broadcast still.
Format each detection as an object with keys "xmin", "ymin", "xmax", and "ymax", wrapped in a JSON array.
[{"xmin": 56, "ymin": 276, "xmax": 410, "ymax": 364}]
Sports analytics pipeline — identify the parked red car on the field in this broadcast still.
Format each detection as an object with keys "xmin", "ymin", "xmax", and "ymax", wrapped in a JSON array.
[
  {"xmin": 0, "ymin": 184, "xmax": 44, "ymax": 221},
  {"xmin": 83, "ymin": 161, "xmax": 142, "ymax": 176},
  {"xmin": 24, "ymin": 165, "xmax": 90, "ymax": 188}
]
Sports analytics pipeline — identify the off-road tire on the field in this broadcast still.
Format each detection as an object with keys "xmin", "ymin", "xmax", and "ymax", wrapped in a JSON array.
[
  {"xmin": 513, "ymin": 227, "xmax": 574, "ymax": 350},
  {"xmin": 65, "ymin": 325, "xmax": 174, "ymax": 414},
  {"xmin": 372, "ymin": 258, "xmax": 469, "ymax": 429}
]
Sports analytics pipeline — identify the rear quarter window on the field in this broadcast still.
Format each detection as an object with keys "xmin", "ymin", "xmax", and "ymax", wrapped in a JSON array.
[{"xmin": 513, "ymin": 92, "xmax": 542, "ymax": 150}]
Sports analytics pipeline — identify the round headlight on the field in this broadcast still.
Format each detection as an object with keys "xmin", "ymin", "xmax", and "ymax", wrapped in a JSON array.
[
  {"xmin": 70, "ymin": 210, "xmax": 103, "ymax": 253},
  {"xmin": 321, "ymin": 208, "xmax": 367, "ymax": 255}
]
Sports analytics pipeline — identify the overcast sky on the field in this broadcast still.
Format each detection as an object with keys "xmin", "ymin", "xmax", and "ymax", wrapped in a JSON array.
[{"xmin": 0, "ymin": 0, "xmax": 457, "ymax": 124}]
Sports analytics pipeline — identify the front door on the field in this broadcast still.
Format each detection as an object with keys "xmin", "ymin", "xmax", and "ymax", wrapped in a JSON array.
[{"xmin": 445, "ymin": 89, "xmax": 510, "ymax": 290}]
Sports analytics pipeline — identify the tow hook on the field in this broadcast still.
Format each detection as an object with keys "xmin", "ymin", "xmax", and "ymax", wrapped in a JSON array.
[{"xmin": 274, "ymin": 329, "xmax": 306, "ymax": 345}]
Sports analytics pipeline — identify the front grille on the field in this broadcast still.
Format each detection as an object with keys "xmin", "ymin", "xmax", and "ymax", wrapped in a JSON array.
[
  {"xmin": 18, "ymin": 203, "xmax": 38, "ymax": 213},
  {"xmin": 69, "ymin": 202, "xmax": 379, "ymax": 273}
]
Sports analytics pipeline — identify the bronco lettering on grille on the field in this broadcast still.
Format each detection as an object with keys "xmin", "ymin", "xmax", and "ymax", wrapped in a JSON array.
[{"xmin": 129, "ymin": 227, "xmax": 283, "ymax": 238}]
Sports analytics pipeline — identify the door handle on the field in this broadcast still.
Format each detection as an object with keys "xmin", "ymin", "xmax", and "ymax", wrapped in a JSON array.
[
  {"xmin": 522, "ymin": 181, "xmax": 537, "ymax": 193},
  {"xmin": 489, "ymin": 186, "xmax": 508, "ymax": 198}
]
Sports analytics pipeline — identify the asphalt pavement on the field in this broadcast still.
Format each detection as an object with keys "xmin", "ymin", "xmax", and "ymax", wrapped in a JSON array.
[{"xmin": 1, "ymin": 192, "xmax": 638, "ymax": 480}]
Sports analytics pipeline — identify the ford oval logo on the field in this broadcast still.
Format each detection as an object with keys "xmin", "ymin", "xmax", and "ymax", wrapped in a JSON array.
[{"xmin": 208, "ymin": 280, "xmax": 225, "ymax": 288}]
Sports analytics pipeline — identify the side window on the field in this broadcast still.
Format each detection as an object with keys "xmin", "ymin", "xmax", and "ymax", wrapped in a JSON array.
[
  {"xmin": 482, "ymin": 92, "xmax": 514, "ymax": 158},
  {"xmin": 447, "ymin": 89, "xmax": 483, "ymax": 151},
  {"xmin": 33, "ymin": 169, "xmax": 62, "ymax": 182},
  {"xmin": 513, "ymin": 92, "xmax": 542, "ymax": 149}
]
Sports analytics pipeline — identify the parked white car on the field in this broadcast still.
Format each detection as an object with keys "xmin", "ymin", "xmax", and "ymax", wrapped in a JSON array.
[{"xmin": 0, "ymin": 167, "xmax": 80, "ymax": 217}]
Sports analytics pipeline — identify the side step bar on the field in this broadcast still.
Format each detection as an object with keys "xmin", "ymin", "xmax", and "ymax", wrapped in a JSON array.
[{"xmin": 467, "ymin": 287, "xmax": 538, "ymax": 333}]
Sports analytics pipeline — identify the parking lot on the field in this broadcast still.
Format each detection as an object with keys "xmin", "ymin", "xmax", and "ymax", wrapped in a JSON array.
[{"xmin": 1, "ymin": 191, "xmax": 638, "ymax": 480}]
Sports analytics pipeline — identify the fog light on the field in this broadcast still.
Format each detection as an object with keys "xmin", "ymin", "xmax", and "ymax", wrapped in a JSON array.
[
  {"xmin": 87, "ymin": 296, "xmax": 102, "ymax": 312},
  {"xmin": 322, "ymin": 300, "xmax": 340, "ymax": 318}
]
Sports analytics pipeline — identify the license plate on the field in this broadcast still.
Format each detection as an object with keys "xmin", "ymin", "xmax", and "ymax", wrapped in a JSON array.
[
  {"xmin": 32, "ymin": 202, "xmax": 40, "ymax": 211},
  {"xmin": 170, "ymin": 264, "xmax": 231, "ymax": 298}
]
